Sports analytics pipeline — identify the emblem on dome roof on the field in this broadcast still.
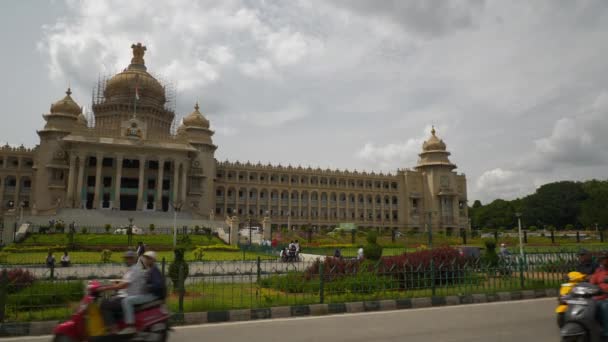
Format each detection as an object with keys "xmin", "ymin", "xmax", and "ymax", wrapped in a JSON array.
[{"xmin": 131, "ymin": 43, "xmax": 147, "ymax": 65}]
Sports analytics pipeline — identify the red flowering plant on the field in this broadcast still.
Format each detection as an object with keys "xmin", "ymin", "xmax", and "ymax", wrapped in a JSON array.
[{"xmin": 378, "ymin": 246, "xmax": 471, "ymax": 290}]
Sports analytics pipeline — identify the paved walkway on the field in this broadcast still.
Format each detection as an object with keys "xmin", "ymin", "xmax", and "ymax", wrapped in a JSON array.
[{"xmin": 12, "ymin": 298, "xmax": 558, "ymax": 342}]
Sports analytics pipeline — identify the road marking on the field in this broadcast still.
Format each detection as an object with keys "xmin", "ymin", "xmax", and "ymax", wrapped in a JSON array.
[{"xmin": 2, "ymin": 297, "xmax": 554, "ymax": 341}]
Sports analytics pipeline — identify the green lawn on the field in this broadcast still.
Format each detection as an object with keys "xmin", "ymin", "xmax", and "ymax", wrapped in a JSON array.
[
  {"xmin": 18, "ymin": 233, "xmax": 224, "ymax": 247},
  {"xmin": 1, "ymin": 250, "xmax": 275, "ymax": 265},
  {"xmin": 3, "ymin": 275, "xmax": 558, "ymax": 322}
]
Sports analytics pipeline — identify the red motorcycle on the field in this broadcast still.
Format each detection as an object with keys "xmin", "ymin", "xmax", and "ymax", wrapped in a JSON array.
[{"xmin": 53, "ymin": 280, "xmax": 171, "ymax": 342}]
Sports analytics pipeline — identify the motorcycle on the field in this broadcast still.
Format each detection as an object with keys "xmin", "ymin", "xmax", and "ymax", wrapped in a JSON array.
[
  {"xmin": 53, "ymin": 280, "xmax": 171, "ymax": 342},
  {"xmin": 560, "ymin": 282, "xmax": 608, "ymax": 342},
  {"xmin": 557, "ymin": 271, "xmax": 587, "ymax": 327}
]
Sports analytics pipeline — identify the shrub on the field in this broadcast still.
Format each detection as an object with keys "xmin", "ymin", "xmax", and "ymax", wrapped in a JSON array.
[
  {"xmin": 3, "ymin": 245, "xmax": 67, "ymax": 254},
  {"xmin": 0, "ymin": 252, "xmax": 7, "ymax": 263},
  {"xmin": 198, "ymin": 244, "xmax": 239, "ymax": 252},
  {"xmin": 193, "ymin": 246, "xmax": 205, "ymax": 261},
  {"xmin": 168, "ymin": 248, "xmax": 189, "ymax": 292},
  {"xmin": 304, "ymin": 257, "xmax": 362, "ymax": 281},
  {"xmin": 178, "ymin": 235, "xmax": 192, "ymax": 248},
  {"xmin": 81, "ymin": 227, "xmax": 88, "ymax": 234},
  {"xmin": 528, "ymin": 226, "xmax": 538, "ymax": 232},
  {"xmin": 55, "ymin": 222, "xmax": 65, "ymax": 233},
  {"xmin": 1, "ymin": 268, "xmax": 36, "ymax": 294},
  {"xmin": 482, "ymin": 240, "xmax": 499, "ymax": 267},
  {"xmin": 380, "ymin": 247, "xmax": 469, "ymax": 289},
  {"xmin": 149, "ymin": 224, "xmax": 155, "ymax": 234},
  {"xmin": 104, "ymin": 224, "xmax": 112, "ymax": 234},
  {"xmin": 7, "ymin": 281, "xmax": 81, "ymax": 308},
  {"xmin": 363, "ymin": 231, "xmax": 383, "ymax": 261},
  {"xmin": 565, "ymin": 224, "xmax": 575, "ymax": 231},
  {"xmin": 100, "ymin": 249, "xmax": 112, "ymax": 263},
  {"xmin": 194, "ymin": 226, "xmax": 201, "ymax": 235},
  {"xmin": 366, "ymin": 231, "xmax": 378, "ymax": 245},
  {"xmin": 363, "ymin": 244, "xmax": 383, "ymax": 261}
]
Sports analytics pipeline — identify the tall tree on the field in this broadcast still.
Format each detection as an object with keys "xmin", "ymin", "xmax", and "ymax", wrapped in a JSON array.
[
  {"xmin": 579, "ymin": 180, "xmax": 608, "ymax": 229},
  {"xmin": 521, "ymin": 181, "xmax": 587, "ymax": 229}
]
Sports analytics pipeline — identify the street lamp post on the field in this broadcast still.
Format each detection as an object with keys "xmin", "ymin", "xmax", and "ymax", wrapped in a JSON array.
[
  {"xmin": 515, "ymin": 213, "xmax": 524, "ymax": 259},
  {"xmin": 172, "ymin": 201, "xmax": 182, "ymax": 248},
  {"xmin": 127, "ymin": 217, "xmax": 134, "ymax": 247},
  {"xmin": 287, "ymin": 212, "xmax": 291, "ymax": 232}
]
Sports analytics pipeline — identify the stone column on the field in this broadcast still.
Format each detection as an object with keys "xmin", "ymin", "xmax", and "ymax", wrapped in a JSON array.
[
  {"xmin": 155, "ymin": 158, "xmax": 165, "ymax": 211},
  {"xmin": 114, "ymin": 154, "xmax": 123, "ymax": 210},
  {"xmin": 0, "ymin": 176, "xmax": 5, "ymax": 212},
  {"xmin": 172, "ymin": 160, "xmax": 180, "ymax": 206},
  {"xmin": 76, "ymin": 155, "xmax": 86, "ymax": 208},
  {"xmin": 307, "ymin": 193, "xmax": 311, "ymax": 219},
  {"xmin": 229, "ymin": 216, "xmax": 239, "ymax": 246},
  {"xmin": 137, "ymin": 155, "xmax": 146, "ymax": 210},
  {"xmin": 92, "ymin": 153, "xmax": 103, "ymax": 209},
  {"xmin": 262, "ymin": 216, "xmax": 271, "ymax": 240},
  {"xmin": 2, "ymin": 156, "xmax": 7, "ymax": 169},
  {"xmin": 13, "ymin": 175, "xmax": 21, "ymax": 207},
  {"xmin": 66, "ymin": 154, "xmax": 77, "ymax": 207},
  {"xmin": 180, "ymin": 160, "xmax": 188, "ymax": 204}
]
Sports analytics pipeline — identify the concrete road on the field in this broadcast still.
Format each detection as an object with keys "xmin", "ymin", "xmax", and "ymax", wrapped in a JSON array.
[{"xmin": 4, "ymin": 298, "xmax": 559, "ymax": 342}]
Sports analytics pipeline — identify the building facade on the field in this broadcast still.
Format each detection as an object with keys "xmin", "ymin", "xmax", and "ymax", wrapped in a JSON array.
[{"xmin": 0, "ymin": 43, "xmax": 468, "ymax": 233}]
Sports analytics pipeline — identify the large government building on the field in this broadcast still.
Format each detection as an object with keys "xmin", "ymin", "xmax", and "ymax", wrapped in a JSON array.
[{"xmin": 0, "ymin": 43, "xmax": 468, "ymax": 237}]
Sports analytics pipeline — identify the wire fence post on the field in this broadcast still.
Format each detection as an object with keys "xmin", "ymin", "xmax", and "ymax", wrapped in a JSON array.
[
  {"xmin": 256, "ymin": 256, "xmax": 261, "ymax": 284},
  {"xmin": 50, "ymin": 263, "xmax": 55, "ymax": 280},
  {"xmin": 0, "ymin": 271, "xmax": 7, "ymax": 322},
  {"xmin": 319, "ymin": 261, "xmax": 325, "ymax": 304},
  {"xmin": 519, "ymin": 255, "xmax": 525, "ymax": 290},
  {"xmin": 161, "ymin": 257, "xmax": 166, "ymax": 278},
  {"xmin": 178, "ymin": 264, "xmax": 185, "ymax": 319}
]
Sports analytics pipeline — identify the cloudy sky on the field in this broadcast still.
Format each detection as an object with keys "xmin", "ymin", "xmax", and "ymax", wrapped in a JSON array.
[{"xmin": 2, "ymin": 0, "xmax": 608, "ymax": 204}]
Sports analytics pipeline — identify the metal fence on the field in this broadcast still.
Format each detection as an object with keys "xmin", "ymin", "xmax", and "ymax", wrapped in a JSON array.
[{"xmin": 0, "ymin": 252, "xmax": 579, "ymax": 323}]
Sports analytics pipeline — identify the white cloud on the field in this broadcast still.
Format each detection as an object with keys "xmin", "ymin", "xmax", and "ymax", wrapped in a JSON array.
[
  {"xmin": 265, "ymin": 29, "xmax": 322, "ymax": 66},
  {"xmin": 9, "ymin": 0, "xmax": 608, "ymax": 206},
  {"xmin": 474, "ymin": 168, "xmax": 530, "ymax": 202},
  {"xmin": 239, "ymin": 58, "xmax": 275, "ymax": 78},
  {"xmin": 208, "ymin": 46, "xmax": 235, "ymax": 65},
  {"xmin": 240, "ymin": 103, "xmax": 308, "ymax": 127}
]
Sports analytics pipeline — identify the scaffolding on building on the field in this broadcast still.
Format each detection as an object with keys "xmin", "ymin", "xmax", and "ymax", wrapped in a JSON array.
[{"xmin": 90, "ymin": 71, "xmax": 178, "ymax": 134}]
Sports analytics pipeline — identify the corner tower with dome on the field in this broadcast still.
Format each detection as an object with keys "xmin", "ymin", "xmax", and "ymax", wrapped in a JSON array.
[{"xmin": 0, "ymin": 43, "xmax": 468, "ymax": 242}]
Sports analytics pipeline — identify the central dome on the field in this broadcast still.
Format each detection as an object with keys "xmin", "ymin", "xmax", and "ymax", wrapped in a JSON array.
[{"xmin": 103, "ymin": 43, "xmax": 166, "ymax": 107}]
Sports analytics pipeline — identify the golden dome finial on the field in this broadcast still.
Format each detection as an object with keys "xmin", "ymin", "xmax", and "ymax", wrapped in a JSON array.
[
  {"xmin": 66, "ymin": 87, "xmax": 72, "ymax": 96},
  {"xmin": 130, "ymin": 42, "xmax": 147, "ymax": 65},
  {"xmin": 431, "ymin": 125, "xmax": 436, "ymax": 136},
  {"xmin": 194, "ymin": 102, "xmax": 200, "ymax": 112}
]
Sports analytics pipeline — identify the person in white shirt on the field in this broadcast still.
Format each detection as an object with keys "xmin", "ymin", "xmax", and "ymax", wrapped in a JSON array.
[
  {"xmin": 357, "ymin": 246, "xmax": 364, "ymax": 260},
  {"xmin": 99, "ymin": 251, "xmax": 147, "ymax": 334},
  {"xmin": 60, "ymin": 251, "xmax": 70, "ymax": 267}
]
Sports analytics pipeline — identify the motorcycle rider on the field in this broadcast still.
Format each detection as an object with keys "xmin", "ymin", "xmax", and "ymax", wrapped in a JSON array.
[
  {"xmin": 577, "ymin": 249, "xmax": 599, "ymax": 279},
  {"xmin": 589, "ymin": 252, "xmax": 608, "ymax": 337},
  {"xmin": 98, "ymin": 250, "xmax": 147, "ymax": 335},
  {"xmin": 117, "ymin": 251, "xmax": 164, "ymax": 334}
]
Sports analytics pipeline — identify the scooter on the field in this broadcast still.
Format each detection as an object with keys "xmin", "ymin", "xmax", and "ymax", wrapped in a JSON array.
[
  {"xmin": 560, "ymin": 282, "xmax": 607, "ymax": 342},
  {"xmin": 557, "ymin": 271, "xmax": 587, "ymax": 327},
  {"xmin": 53, "ymin": 280, "xmax": 171, "ymax": 342}
]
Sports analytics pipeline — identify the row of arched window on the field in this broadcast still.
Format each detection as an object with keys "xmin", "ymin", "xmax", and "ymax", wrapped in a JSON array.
[
  {"xmin": 215, "ymin": 187, "xmax": 399, "ymax": 206},
  {"xmin": 216, "ymin": 170, "xmax": 399, "ymax": 190}
]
